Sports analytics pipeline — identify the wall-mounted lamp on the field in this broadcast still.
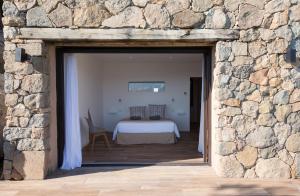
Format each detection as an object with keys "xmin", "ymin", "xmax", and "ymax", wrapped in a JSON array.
[
  {"xmin": 285, "ymin": 47, "xmax": 298, "ymax": 65},
  {"xmin": 15, "ymin": 48, "xmax": 26, "ymax": 62}
]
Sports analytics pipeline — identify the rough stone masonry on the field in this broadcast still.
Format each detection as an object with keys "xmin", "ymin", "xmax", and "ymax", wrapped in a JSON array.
[{"xmin": 1, "ymin": 0, "xmax": 300, "ymax": 180}]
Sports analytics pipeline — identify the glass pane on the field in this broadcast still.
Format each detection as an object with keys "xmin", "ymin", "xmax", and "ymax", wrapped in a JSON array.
[{"xmin": 128, "ymin": 82, "xmax": 165, "ymax": 92}]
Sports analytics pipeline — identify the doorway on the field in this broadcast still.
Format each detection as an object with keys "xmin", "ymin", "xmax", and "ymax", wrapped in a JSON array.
[
  {"xmin": 190, "ymin": 77, "xmax": 202, "ymax": 140},
  {"xmin": 56, "ymin": 47, "xmax": 212, "ymax": 167}
]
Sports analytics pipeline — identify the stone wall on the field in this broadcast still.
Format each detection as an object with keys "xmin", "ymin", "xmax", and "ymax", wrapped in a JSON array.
[
  {"xmin": 1, "ymin": 0, "xmax": 300, "ymax": 179},
  {"xmin": 0, "ymin": 0, "xmax": 5, "ymax": 168}
]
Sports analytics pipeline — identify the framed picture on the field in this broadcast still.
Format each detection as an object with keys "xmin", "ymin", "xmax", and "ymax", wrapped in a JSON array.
[{"xmin": 128, "ymin": 82, "xmax": 165, "ymax": 93}]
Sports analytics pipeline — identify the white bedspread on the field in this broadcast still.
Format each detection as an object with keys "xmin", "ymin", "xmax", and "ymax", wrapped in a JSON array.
[{"xmin": 113, "ymin": 120, "xmax": 180, "ymax": 140}]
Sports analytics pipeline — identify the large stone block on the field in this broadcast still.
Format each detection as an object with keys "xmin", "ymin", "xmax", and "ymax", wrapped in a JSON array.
[
  {"xmin": 290, "ymin": 89, "xmax": 300, "ymax": 103},
  {"xmin": 257, "ymin": 113, "xmax": 277, "ymax": 127},
  {"xmin": 48, "ymin": 4, "xmax": 72, "ymax": 27},
  {"xmin": 17, "ymin": 42, "xmax": 45, "ymax": 56},
  {"xmin": 14, "ymin": 0, "xmax": 36, "ymax": 11},
  {"xmin": 102, "ymin": 6, "xmax": 146, "ymax": 28},
  {"xmin": 265, "ymin": 0, "xmax": 291, "ymax": 14},
  {"xmin": 273, "ymin": 90, "xmax": 290, "ymax": 105},
  {"xmin": 24, "ymin": 93, "xmax": 49, "ymax": 109},
  {"xmin": 192, "ymin": 0, "xmax": 213, "ymax": 12},
  {"xmin": 6, "ymin": 116, "xmax": 19, "ymax": 127},
  {"xmin": 244, "ymin": 168, "xmax": 257, "ymax": 178},
  {"xmin": 13, "ymin": 151, "xmax": 46, "ymax": 180},
  {"xmin": 275, "ymin": 105, "xmax": 292, "ymax": 122},
  {"xmin": 132, "ymin": 0, "xmax": 149, "ymax": 7},
  {"xmin": 216, "ymin": 142, "xmax": 237, "ymax": 155},
  {"xmin": 2, "ymin": 16, "xmax": 25, "ymax": 27},
  {"xmin": 144, "ymin": 4, "xmax": 170, "ymax": 29},
  {"xmin": 31, "ymin": 127, "xmax": 48, "ymax": 139},
  {"xmin": 17, "ymin": 138, "xmax": 46, "ymax": 151},
  {"xmin": 172, "ymin": 10, "xmax": 204, "ymax": 28},
  {"xmin": 249, "ymin": 69, "xmax": 268, "ymax": 86},
  {"xmin": 216, "ymin": 127, "xmax": 236, "ymax": 142},
  {"xmin": 246, "ymin": 90, "xmax": 262, "ymax": 102},
  {"xmin": 240, "ymin": 29, "xmax": 260, "ymax": 42},
  {"xmin": 286, "ymin": 133, "xmax": 300, "ymax": 153},
  {"xmin": 216, "ymin": 42, "xmax": 232, "ymax": 62},
  {"xmin": 292, "ymin": 102, "xmax": 300, "ymax": 112},
  {"xmin": 21, "ymin": 74, "xmax": 49, "ymax": 93},
  {"xmin": 3, "ymin": 127, "xmax": 31, "ymax": 141},
  {"xmin": 41, "ymin": 0, "xmax": 61, "ymax": 13},
  {"xmin": 223, "ymin": 97, "xmax": 240, "ymax": 106},
  {"xmin": 3, "ymin": 1, "xmax": 19, "ymax": 17},
  {"xmin": 105, "ymin": 0, "xmax": 131, "ymax": 15},
  {"xmin": 29, "ymin": 113, "xmax": 50, "ymax": 128},
  {"xmin": 267, "ymin": 39, "xmax": 288, "ymax": 54},
  {"xmin": 255, "ymin": 158, "xmax": 291, "ymax": 178},
  {"xmin": 3, "ymin": 26, "xmax": 19, "ymax": 40},
  {"xmin": 5, "ymin": 62, "xmax": 34, "ymax": 75},
  {"xmin": 242, "ymin": 101, "xmax": 259, "ymax": 118},
  {"xmin": 232, "ymin": 41, "xmax": 247, "ymax": 56},
  {"xmin": 166, "ymin": 0, "xmax": 189, "ymax": 15},
  {"xmin": 26, "ymin": 7, "xmax": 52, "ymax": 27},
  {"xmin": 236, "ymin": 146, "xmax": 257, "ymax": 168},
  {"xmin": 205, "ymin": 8, "xmax": 230, "ymax": 29},
  {"xmin": 287, "ymin": 112, "xmax": 300, "ymax": 132},
  {"xmin": 12, "ymin": 104, "xmax": 30, "ymax": 117},
  {"xmin": 274, "ymin": 123, "xmax": 291, "ymax": 147},
  {"xmin": 74, "ymin": 5, "xmax": 111, "ymax": 27},
  {"xmin": 278, "ymin": 149, "xmax": 294, "ymax": 166},
  {"xmin": 248, "ymin": 41, "xmax": 267, "ymax": 58},
  {"xmin": 219, "ymin": 107, "xmax": 241, "ymax": 117},
  {"xmin": 275, "ymin": 26, "xmax": 292, "ymax": 42},
  {"xmin": 238, "ymin": 4, "xmax": 264, "ymax": 29},
  {"xmin": 215, "ymin": 155, "xmax": 244, "ymax": 178},
  {"xmin": 224, "ymin": 0, "xmax": 240, "ymax": 12},
  {"xmin": 231, "ymin": 115, "xmax": 257, "ymax": 139},
  {"xmin": 5, "ymin": 94, "xmax": 18, "ymax": 106},
  {"xmin": 290, "ymin": 4, "xmax": 300, "ymax": 22},
  {"xmin": 216, "ymin": 88, "xmax": 233, "ymax": 101},
  {"xmin": 259, "ymin": 29, "xmax": 276, "ymax": 41},
  {"xmin": 246, "ymin": 126, "xmax": 277, "ymax": 148}
]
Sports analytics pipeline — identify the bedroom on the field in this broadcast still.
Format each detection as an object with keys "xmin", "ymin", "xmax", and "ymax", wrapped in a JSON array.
[{"xmin": 59, "ymin": 49, "xmax": 207, "ymax": 169}]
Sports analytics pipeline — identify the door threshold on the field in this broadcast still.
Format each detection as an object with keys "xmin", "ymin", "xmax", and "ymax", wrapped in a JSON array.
[{"xmin": 81, "ymin": 161, "xmax": 207, "ymax": 167}]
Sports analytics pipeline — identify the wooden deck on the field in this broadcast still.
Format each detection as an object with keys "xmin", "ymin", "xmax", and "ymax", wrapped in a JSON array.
[
  {"xmin": 1, "ymin": 166, "xmax": 299, "ymax": 195},
  {"xmin": 83, "ymin": 132, "xmax": 203, "ymax": 165}
]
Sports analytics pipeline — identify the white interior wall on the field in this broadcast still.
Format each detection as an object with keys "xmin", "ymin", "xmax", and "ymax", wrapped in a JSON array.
[
  {"xmin": 76, "ymin": 54, "xmax": 103, "ymax": 147},
  {"xmin": 76, "ymin": 53, "xmax": 203, "ymax": 146}
]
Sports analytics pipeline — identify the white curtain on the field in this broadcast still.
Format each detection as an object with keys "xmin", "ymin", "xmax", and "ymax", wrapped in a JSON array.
[
  {"xmin": 61, "ymin": 54, "xmax": 82, "ymax": 170},
  {"xmin": 198, "ymin": 67, "xmax": 205, "ymax": 153}
]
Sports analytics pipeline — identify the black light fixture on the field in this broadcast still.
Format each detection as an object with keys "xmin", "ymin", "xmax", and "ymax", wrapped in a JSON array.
[
  {"xmin": 15, "ymin": 48, "xmax": 26, "ymax": 62},
  {"xmin": 285, "ymin": 47, "xmax": 297, "ymax": 64}
]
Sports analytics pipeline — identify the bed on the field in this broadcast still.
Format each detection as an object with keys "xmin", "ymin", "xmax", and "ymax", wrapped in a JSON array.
[{"xmin": 113, "ymin": 120, "xmax": 180, "ymax": 144}]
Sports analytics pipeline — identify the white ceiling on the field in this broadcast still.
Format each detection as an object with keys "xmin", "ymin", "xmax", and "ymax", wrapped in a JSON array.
[{"xmin": 75, "ymin": 53, "xmax": 204, "ymax": 63}]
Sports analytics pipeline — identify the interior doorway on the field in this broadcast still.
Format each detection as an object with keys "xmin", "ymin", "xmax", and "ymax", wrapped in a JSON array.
[
  {"xmin": 56, "ymin": 47, "xmax": 212, "ymax": 168},
  {"xmin": 190, "ymin": 77, "xmax": 202, "ymax": 140}
]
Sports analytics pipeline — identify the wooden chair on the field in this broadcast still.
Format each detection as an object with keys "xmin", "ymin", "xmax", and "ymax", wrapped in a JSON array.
[{"xmin": 85, "ymin": 110, "xmax": 110, "ymax": 151}]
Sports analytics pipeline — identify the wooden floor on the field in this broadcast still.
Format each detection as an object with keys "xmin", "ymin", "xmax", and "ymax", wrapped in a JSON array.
[
  {"xmin": 83, "ymin": 132, "xmax": 203, "ymax": 165},
  {"xmin": 1, "ymin": 166, "xmax": 300, "ymax": 195}
]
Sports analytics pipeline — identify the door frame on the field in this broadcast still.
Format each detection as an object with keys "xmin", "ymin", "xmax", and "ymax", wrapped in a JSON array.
[{"xmin": 56, "ymin": 47, "xmax": 212, "ymax": 166}]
